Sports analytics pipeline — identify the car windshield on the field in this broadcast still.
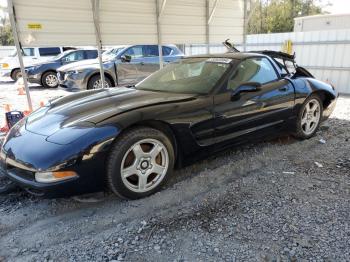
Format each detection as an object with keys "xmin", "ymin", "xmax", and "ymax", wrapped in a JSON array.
[
  {"xmin": 136, "ymin": 58, "xmax": 231, "ymax": 94},
  {"xmin": 9, "ymin": 48, "xmax": 34, "ymax": 57},
  {"xmin": 52, "ymin": 50, "xmax": 74, "ymax": 60},
  {"xmin": 102, "ymin": 47, "xmax": 124, "ymax": 61}
]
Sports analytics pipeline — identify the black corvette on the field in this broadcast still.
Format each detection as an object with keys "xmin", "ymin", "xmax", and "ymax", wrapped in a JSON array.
[{"xmin": 0, "ymin": 51, "xmax": 338, "ymax": 199}]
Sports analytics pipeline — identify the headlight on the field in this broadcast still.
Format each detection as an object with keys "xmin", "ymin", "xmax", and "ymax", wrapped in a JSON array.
[
  {"xmin": 26, "ymin": 65, "xmax": 40, "ymax": 72},
  {"xmin": 1, "ymin": 63, "xmax": 9, "ymax": 69},
  {"xmin": 35, "ymin": 171, "xmax": 78, "ymax": 183},
  {"xmin": 67, "ymin": 70, "xmax": 83, "ymax": 75}
]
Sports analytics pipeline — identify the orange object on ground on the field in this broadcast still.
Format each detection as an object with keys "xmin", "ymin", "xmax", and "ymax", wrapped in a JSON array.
[
  {"xmin": 23, "ymin": 110, "xmax": 32, "ymax": 116},
  {"xmin": 4, "ymin": 104, "xmax": 11, "ymax": 112},
  {"xmin": 17, "ymin": 86, "xmax": 26, "ymax": 95},
  {"xmin": 0, "ymin": 126, "xmax": 9, "ymax": 133},
  {"xmin": 1, "ymin": 105, "xmax": 10, "ymax": 132},
  {"xmin": 16, "ymin": 77, "xmax": 26, "ymax": 95}
]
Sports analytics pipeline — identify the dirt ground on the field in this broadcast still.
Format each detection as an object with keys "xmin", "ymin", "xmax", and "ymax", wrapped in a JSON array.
[{"xmin": 0, "ymin": 79, "xmax": 349, "ymax": 262}]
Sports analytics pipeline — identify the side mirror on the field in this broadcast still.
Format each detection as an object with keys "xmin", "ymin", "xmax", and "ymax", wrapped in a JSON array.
[
  {"xmin": 121, "ymin": 55, "xmax": 131, "ymax": 62},
  {"xmin": 231, "ymin": 82, "xmax": 262, "ymax": 101},
  {"xmin": 61, "ymin": 57, "xmax": 69, "ymax": 64}
]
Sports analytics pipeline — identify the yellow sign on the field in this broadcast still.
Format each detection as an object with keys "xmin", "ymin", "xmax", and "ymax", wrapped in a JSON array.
[
  {"xmin": 27, "ymin": 23, "xmax": 42, "ymax": 30},
  {"xmin": 282, "ymin": 40, "xmax": 293, "ymax": 55}
]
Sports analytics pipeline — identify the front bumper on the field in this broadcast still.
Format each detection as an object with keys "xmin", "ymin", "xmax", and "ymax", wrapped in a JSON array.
[
  {"xmin": 0, "ymin": 153, "xmax": 105, "ymax": 197},
  {"xmin": 0, "ymin": 69, "xmax": 11, "ymax": 78},
  {"xmin": 27, "ymin": 72, "xmax": 42, "ymax": 85},
  {"xmin": 0, "ymin": 121, "xmax": 110, "ymax": 197},
  {"xmin": 57, "ymin": 71, "xmax": 87, "ymax": 91}
]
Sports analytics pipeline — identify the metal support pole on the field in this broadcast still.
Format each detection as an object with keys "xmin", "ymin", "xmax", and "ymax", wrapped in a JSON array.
[
  {"xmin": 243, "ymin": 0, "xmax": 248, "ymax": 51},
  {"xmin": 91, "ymin": 0, "xmax": 106, "ymax": 88},
  {"xmin": 206, "ymin": 0, "xmax": 219, "ymax": 54},
  {"xmin": 206, "ymin": 0, "xmax": 210, "ymax": 54},
  {"xmin": 8, "ymin": 0, "xmax": 33, "ymax": 111},
  {"xmin": 156, "ymin": 0, "xmax": 165, "ymax": 69}
]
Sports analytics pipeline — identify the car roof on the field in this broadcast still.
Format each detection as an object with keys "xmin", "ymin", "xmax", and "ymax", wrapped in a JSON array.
[{"xmin": 185, "ymin": 52, "xmax": 267, "ymax": 61}]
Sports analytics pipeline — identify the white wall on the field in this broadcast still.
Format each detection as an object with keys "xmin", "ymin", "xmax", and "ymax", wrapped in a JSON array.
[
  {"xmin": 13, "ymin": 0, "xmax": 244, "ymax": 46},
  {"xmin": 246, "ymin": 30, "xmax": 350, "ymax": 94},
  {"xmin": 185, "ymin": 29, "xmax": 350, "ymax": 94},
  {"xmin": 294, "ymin": 14, "xmax": 350, "ymax": 32}
]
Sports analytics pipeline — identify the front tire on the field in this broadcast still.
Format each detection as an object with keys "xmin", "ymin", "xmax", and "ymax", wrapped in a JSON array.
[
  {"xmin": 11, "ymin": 69, "xmax": 22, "ymax": 81},
  {"xmin": 87, "ymin": 75, "xmax": 112, "ymax": 90},
  {"xmin": 106, "ymin": 127, "xmax": 175, "ymax": 199},
  {"xmin": 42, "ymin": 71, "xmax": 59, "ymax": 88},
  {"xmin": 293, "ymin": 94, "xmax": 323, "ymax": 139},
  {"xmin": 0, "ymin": 172, "xmax": 17, "ymax": 195}
]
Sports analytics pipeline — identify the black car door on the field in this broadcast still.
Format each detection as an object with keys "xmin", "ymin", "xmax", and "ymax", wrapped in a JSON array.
[{"xmin": 213, "ymin": 57, "xmax": 295, "ymax": 145}]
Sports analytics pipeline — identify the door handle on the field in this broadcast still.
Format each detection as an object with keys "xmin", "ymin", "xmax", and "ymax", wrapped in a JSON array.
[
  {"xmin": 279, "ymin": 86, "xmax": 288, "ymax": 92},
  {"xmin": 214, "ymin": 112, "xmax": 225, "ymax": 119}
]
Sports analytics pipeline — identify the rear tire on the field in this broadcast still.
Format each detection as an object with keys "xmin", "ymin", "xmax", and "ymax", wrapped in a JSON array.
[
  {"xmin": 11, "ymin": 69, "xmax": 22, "ymax": 81},
  {"xmin": 87, "ymin": 75, "xmax": 112, "ymax": 90},
  {"xmin": 42, "ymin": 71, "xmax": 59, "ymax": 88},
  {"xmin": 106, "ymin": 127, "xmax": 175, "ymax": 200},
  {"xmin": 293, "ymin": 94, "xmax": 323, "ymax": 139}
]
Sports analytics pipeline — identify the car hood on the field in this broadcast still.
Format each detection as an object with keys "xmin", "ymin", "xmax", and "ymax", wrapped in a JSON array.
[
  {"xmin": 25, "ymin": 87, "xmax": 196, "ymax": 137},
  {"xmin": 58, "ymin": 59, "xmax": 99, "ymax": 71},
  {"xmin": 28, "ymin": 61, "xmax": 58, "ymax": 68}
]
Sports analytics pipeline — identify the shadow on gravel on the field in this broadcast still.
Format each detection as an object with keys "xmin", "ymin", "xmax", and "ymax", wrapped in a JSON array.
[
  {"xmin": 0, "ymin": 78, "xmax": 44, "ymax": 89},
  {"xmin": 0, "ymin": 80, "xmax": 14, "ymax": 85}
]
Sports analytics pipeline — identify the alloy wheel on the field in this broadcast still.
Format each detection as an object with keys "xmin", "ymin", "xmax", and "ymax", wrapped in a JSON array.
[
  {"xmin": 45, "ymin": 74, "xmax": 58, "ymax": 87},
  {"xmin": 93, "ymin": 79, "xmax": 110, "ymax": 89},
  {"xmin": 120, "ymin": 138, "xmax": 169, "ymax": 193},
  {"xmin": 301, "ymin": 98, "xmax": 321, "ymax": 135},
  {"xmin": 15, "ymin": 71, "xmax": 22, "ymax": 80}
]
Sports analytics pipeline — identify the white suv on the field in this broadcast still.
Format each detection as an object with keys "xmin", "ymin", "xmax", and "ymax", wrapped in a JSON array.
[{"xmin": 0, "ymin": 47, "xmax": 67, "ymax": 81}]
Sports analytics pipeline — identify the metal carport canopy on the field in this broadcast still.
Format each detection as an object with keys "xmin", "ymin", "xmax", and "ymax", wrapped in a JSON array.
[{"xmin": 8, "ymin": 0, "xmax": 245, "ymax": 111}]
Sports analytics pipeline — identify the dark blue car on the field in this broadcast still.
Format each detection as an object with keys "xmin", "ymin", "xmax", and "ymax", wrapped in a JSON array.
[{"xmin": 26, "ymin": 49, "xmax": 98, "ymax": 88}]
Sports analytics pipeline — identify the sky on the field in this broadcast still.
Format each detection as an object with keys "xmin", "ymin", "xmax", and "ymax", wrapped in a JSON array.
[{"xmin": 324, "ymin": 0, "xmax": 350, "ymax": 14}]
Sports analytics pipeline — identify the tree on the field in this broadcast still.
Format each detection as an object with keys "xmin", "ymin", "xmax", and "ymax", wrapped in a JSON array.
[
  {"xmin": 247, "ymin": 0, "xmax": 329, "ymax": 34},
  {"xmin": 0, "ymin": 24, "xmax": 14, "ymax": 45},
  {"xmin": 0, "ymin": 9, "xmax": 14, "ymax": 46}
]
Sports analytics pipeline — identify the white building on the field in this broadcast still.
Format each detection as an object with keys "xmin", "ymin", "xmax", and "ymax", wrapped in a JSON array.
[{"xmin": 294, "ymin": 13, "xmax": 350, "ymax": 32}]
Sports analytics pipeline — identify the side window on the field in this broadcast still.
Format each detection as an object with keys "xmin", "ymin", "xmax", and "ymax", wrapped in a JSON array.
[
  {"xmin": 143, "ymin": 45, "xmax": 159, "ymax": 57},
  {"xmin": 64, "ymin": 51, "xmax": 84, "ymax": 62},
  {"xmin": 22, "ymin": 48, "xmax": 34, "ymax": 56},
  {"xmin": 86, "ymin": 50, "xmax": 98, "ymax": 59},
  {"xmin": 228, "ymin": 58, "xmax": 278, "ymax": 91},
  {"xmin": 39, "ymin": 47, "xmax": 61, "ymax": 56},
  {"xmin": 162, "ymin": 46, "xmax": 174, "ymax": 56},
  {"xmin": 123, "ymin": 46, "xmax": 143, "ymax": 59}
]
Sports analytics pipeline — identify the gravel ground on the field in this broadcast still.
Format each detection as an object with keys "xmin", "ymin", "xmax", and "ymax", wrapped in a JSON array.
[{"xmin": 0, "ymin": 79, "xmax": 349, "ymax": 262}]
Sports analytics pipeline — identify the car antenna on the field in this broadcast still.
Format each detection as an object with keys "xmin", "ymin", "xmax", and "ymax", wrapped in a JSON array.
[{"xmin": 223, "ymin": 39, "xmax": 240, "ymax": 53}]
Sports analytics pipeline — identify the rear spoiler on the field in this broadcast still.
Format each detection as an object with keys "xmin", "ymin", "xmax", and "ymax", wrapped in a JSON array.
[
  {"xmin": 222, "ymin": 40, "xmax": 295, "ymax": 62},
  {"xmin": 222, "ymin": 39, "xmax": 240, "ymax": 53},
  {"xmin": 222, "ymin": 40, "xmax": 313, "ymax": 78},
  {"xmin": 249, "ymin": 50, "xmax": 295, "ymax": 62}
]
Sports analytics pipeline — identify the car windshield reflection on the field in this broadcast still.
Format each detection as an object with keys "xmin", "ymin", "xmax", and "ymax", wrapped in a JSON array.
[{"xmin": 136, "ymin": 58, "xmax": 231, "ymax": 95}]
